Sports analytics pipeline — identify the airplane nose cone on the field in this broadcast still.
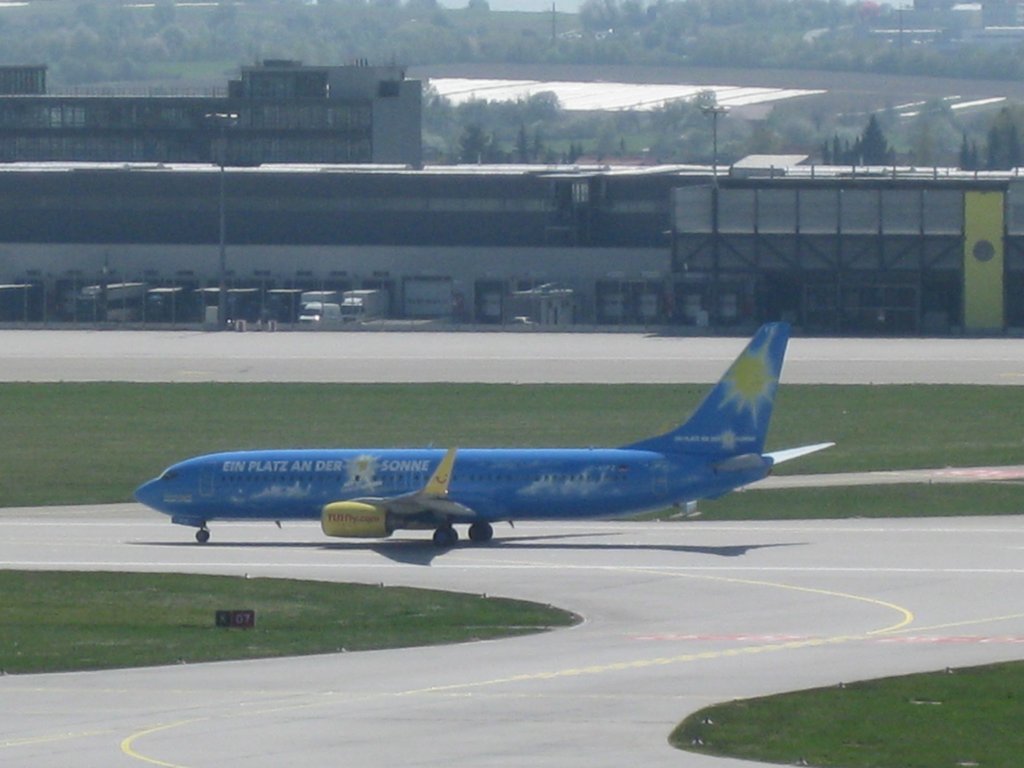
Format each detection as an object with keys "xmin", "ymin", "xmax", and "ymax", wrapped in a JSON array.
[{"xmin": 134, "ymin": 477, "xmax": 163, "ymax": 511}]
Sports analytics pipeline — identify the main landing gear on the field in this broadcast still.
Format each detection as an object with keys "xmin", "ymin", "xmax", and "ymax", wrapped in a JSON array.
[
  {"xmin": 432, "ymin": 525, "xmax": 458, "ymax": 548},
  {"xmin": 431, "ymin": 521, "xmax": 495, "ymax": 548},
  {"xmin": 195, "ymin": 526, "xmax": 210, "ymax": 544},
  {"xmin": 468, "ymin": 521, "xmax": 494, "ymax": 543}
]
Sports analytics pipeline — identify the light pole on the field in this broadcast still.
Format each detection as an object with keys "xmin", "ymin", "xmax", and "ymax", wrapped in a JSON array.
[
  {"xmin": 699, "ymin": 104, "xmax": 729, "ymax": 187},
  {"xmin": 699, "ymin": 103, "xmax": 728, "ymax": 330},
  {"xmin": 206, "ymin": 112, "xmax": 238, "ymax": 329}
]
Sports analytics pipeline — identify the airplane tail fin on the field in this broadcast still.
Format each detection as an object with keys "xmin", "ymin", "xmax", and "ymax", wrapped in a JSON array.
[{"xmin": 622, "ymin": 322, "xmax": 790, "ymax": 458}]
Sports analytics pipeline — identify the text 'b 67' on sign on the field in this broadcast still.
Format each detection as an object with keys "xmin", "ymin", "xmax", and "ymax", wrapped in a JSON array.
[{"xmin": 215, "ymin": 610, "xmax": 256, "ymax": 629}]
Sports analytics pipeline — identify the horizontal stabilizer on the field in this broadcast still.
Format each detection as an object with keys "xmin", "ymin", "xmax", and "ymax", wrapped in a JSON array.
[
  {"xmin": 713, "ymin": 453, "xmax": 769, "ymax": 473},
  {"xmin": 765, "ymin": 442, "xmax": 835, "ymax": 465}
]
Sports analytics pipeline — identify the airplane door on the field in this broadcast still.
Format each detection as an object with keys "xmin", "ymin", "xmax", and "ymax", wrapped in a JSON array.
[
  {"xmin": 199, "ymin": 467, "xmax": 215, "ymax": 497},
  {"xmin": 653, "ymin": 474, "xmax": 668, "ymax": 498}
]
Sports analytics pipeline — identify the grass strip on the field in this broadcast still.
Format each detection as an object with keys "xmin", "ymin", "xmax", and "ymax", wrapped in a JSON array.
[
  {"xmin": 672, "ymin": 661, "xmax": 1024, "ymax": 768},
  {"xmin": 1, "ymin": 383, "xmax": 1023, "ymax": 508},
  {"xmin": 0, "ymin": 570, "xmax": 577, "ymax": 674},
  {"xmin": 675, "ymin": 482, "xmax": 1024, "ymax": 521}
]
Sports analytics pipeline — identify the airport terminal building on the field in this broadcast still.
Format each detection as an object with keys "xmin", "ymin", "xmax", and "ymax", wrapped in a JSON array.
[
  {"xmin": 0, "ymin": 161, "xmax": 1023, "ymax": 333},
  {"xmin": 0, "ymin": 60, "xmax": 1021, "ymax": 333}
]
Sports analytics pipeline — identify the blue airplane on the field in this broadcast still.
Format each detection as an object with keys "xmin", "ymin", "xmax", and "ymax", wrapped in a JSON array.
[{"xmin": 134, "ymin": 323, "xmax": 832, "ymax": 546}]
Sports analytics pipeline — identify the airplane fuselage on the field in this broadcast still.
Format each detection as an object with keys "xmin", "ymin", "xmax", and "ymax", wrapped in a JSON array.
[{"xmin": 138, "ymin": 447, "xmax": 771, "ymax": 529}]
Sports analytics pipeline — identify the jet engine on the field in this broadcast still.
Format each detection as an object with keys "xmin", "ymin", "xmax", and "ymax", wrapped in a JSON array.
[{"xmin": 321, "ymin": 501, "xmax": 392, "ymax": 538}]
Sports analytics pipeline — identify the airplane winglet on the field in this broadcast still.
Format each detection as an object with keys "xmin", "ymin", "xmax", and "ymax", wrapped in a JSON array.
[{"xmin": 423, "ymin": 447, "xmax": 458, "ymax": 497}]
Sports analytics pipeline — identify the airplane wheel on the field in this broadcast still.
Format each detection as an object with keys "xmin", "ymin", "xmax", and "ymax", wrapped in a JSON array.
[
  {"xmin": 468, "ymin": 522, "xmax": 493, "ymax": 543},
  {"xmin": 195, "ymin": 528, "xmax": 210, "ymax": 544},
  {"xmin": 432, "ymin": 525, "xmax": 458, "ymax": 548}
]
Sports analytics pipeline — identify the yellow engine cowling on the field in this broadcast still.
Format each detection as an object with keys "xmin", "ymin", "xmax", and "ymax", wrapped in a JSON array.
[{"xmin": 321, "ymin": 501, "xmax": 392, "ymax": 538}]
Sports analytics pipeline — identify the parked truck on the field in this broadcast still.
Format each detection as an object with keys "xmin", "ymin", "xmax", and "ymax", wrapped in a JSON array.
[
  {"xmin": 340, "ymin": 289, "xmax": 387, "ymax": 322},
  {"xmin": 299, "ymin": 290, "xmax": 340, "ymax": 305},
  {"xmin": 75, "ymin": 282, "xmax": 147, "ymax": 322}
]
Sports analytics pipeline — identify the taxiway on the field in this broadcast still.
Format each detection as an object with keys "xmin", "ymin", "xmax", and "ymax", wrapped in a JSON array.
[
  {"xmin": 1, "ymin": 329, "xmax": 1022, "ymax": 384},
  {"xmin": 2, "ymin": 509, "xmax": 1024, "ymax": 767},
  {"xmin": 2, "ymin": 331, "xmax": 1023, "ymax": 767}
]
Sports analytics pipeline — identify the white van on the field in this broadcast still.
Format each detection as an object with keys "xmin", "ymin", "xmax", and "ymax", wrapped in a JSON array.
[{"xmin": 298, "ymin": 301, "xmax": 342, "ymax": 327}]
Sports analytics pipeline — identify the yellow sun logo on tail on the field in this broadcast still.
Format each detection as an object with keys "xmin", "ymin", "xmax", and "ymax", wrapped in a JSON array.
[{"xmin": 720, "ymin": 333, "xmax": 778, "ymax": 421}]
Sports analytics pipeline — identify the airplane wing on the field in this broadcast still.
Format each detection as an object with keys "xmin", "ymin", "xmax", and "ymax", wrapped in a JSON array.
[
  {"xmin": 351, "ymin": 447, "xmax": 478, "ymax": 522},
  {"xmin": 765, "ymin": 442, "xmax": 835, "ymax": 465}
]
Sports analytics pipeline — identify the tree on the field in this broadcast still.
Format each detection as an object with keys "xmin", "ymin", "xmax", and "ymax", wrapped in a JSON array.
[
  {"xmin": 515, "ymin": 123, "xmax": 529, "ymax": 163},
  {"xmin": 459, "ymin": 123, "xmax": 489, "ymax": 164},
  {"xmin": 984, "ymin": 108, "xmax": 1022, "ymax": 170},
  {"xmin": 579, "ymin": 0, "xmax": 621, "ymax": 33},
  {"xmin": 692, "ymin": 88, "xmax": 718, "ymax": 111},
  {"xmin": 748, "ymin": 121, "xmax": 779, "ymax": 155},
  {"xmin": 860, "ymin": 114, "xmax": 889, "ymax": 164},
  {"xmin": 904, "ymin": 99, "xmax": 959, "ymax": 167},
  {"xmin": 959, "ymin": 133, "xmax": 973, "ymax": 170},
  {"xmin": 531, "ymin": 126, "xmax": 547, "ymax": 163}
]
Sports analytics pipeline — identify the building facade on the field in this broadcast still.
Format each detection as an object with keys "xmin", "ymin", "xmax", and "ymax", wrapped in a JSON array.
[
  {"xmin": 0, "ymin": 163, "xmax": 677, "ymax": 325},
  {"xmin": 0, "ymin": 61, "xmax": 421, "ymax": 167},
  {"xmin": 671, "ymin": 175, "xmax": 1024, "ymax": 334},
  {"xmin": 1, "ymin": 162, "xmax": 1023, "ymax": 333}
]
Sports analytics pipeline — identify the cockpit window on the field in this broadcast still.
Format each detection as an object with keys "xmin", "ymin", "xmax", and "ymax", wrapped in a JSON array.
[{"xmin": 160, "ymin": 470, "xmax": 179, "ymax": 481}]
